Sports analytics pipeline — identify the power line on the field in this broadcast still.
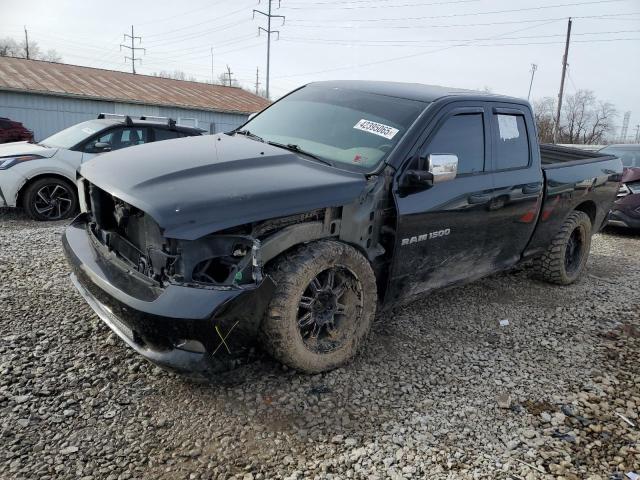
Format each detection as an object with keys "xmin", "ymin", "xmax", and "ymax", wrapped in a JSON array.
[
  {"xmin": 285, "ymin": 12, "xmax": 640, "ymax": 29},
  {"xmin": 275, "ymin": 18, "xmax": 562, "ymax": 79},
  {"xmin": 120, "ymin": 25, "xmax": 145, "ymax": 74},
  {"xmin": 137, "ymin": 0, "xmax": 241, "ymax": 26},
  {"xmin": 280, "ymin": 29, "xmax": 640, "ymax": 46},
  {"xmin": 142, "ymin": 3, "xmax": 252, "ymax": 38},
  {"xmin": 283, "ymin": 0, "xmax": 481, "ymax": 9},
  {"xmin": 286, "ymin": 0, "xmax": 627, "ymax": 23},
  {"xmin": 253, "ymin": 0, "xmax": 286, "ymax": 99}
]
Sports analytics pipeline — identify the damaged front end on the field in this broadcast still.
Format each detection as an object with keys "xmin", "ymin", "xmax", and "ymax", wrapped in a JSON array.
[
  {"xmin": 64, "ymin": 179, "xmax": 276, "ymax": 377},
  {"xmin": 83, "ymin": 180, "xmax": 263, "ymax": 290}
]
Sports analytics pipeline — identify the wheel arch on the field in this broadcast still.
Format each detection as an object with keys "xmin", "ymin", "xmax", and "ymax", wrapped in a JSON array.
[
  {"xmin": 16, "ymin": 172, "xmax": 77, "ymax": 208},
  {"xmin": 262, "ymin": 235, "xmax": 381, "ymax": 302},
  {"xmin": 573, "ymin": 200, "xmax": 597, "ymax": 226}
]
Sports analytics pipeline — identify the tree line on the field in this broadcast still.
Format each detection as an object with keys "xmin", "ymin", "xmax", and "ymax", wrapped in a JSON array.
[
  {"xmin": 0, "ymin": 37, "xmax": 61, "ymax": 62},
  {"xmin": 533, "ymin": 90, "xmax": 618, "ymax": 145}
]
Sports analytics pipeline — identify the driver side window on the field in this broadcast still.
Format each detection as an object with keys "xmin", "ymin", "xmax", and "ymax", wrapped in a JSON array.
[
  {"xmin": 420, "ymin": 113, "xmax": 485, "ymax": 175},
  {"xmin": 84, "ymin": 130, "xmax": 116, "ymax": 153}
]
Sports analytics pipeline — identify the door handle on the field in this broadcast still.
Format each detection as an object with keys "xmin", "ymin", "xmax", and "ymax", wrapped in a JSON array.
[{"xmin": 468, "ymin": 193, "xmax": 492, "ymax": 204}]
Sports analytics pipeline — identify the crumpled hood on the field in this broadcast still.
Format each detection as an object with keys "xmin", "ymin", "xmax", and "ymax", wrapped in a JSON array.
[
  {"xmin": 0, "ymin": 141, "xmax": 57, "ymax": 158},
  {"xmin": 80, "ymin": 134, "xmax": 367, "ymax": 240}
]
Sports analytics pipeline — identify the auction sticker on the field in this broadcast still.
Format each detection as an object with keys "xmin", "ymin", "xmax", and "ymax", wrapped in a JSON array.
[{"xmin": 353, "ymin": 119, "xmax": 399, "ymax": 140}]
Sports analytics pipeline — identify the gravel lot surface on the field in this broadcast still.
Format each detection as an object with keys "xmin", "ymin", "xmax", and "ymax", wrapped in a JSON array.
[{"xmin": 1, "ymin": 208, "xmax": 639, "ymax": 480}]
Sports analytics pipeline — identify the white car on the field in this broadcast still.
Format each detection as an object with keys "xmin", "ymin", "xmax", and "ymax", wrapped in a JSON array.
[{"xmin": 0, "ymin": 115, "xmax": 204, "ymax": 220}]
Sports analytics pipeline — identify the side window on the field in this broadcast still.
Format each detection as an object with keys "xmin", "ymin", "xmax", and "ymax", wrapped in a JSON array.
[
  {"xmin": 493, "ymin": 114, "xmax": 530, "ymax": 170},
  {"xmin": 84, "ymin": 130, "xmax": 116, "ymax": 153},
  {"xmin": 153, "ymin": 128, "xmax": 180, "ymax": 141},
  {"xmin": 118, "ymin": 127, "xmax": 147, "ymax": 149},
  {"xmin": 421, "ymin": 113, "xmax": 485, "ymax": 175}
]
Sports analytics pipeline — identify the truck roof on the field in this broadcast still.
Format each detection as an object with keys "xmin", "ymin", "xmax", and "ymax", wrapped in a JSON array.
[{"xmin": 308, "ymin": 80, "xmax": 525, "ymax": 105}]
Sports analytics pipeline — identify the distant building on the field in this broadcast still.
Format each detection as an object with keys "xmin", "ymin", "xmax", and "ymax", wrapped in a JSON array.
[{"xmin": 0, "ymin": 57, "xmax": 270, "ymax": 140}]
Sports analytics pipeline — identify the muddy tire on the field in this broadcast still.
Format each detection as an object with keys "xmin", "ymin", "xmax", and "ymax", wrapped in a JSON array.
[
  {"xmin": 533, "ymin": 210, "xmax": 592, "ymax": 285},
  {"xmin": 261, "ymin": 240, "xmax": 377, "ymax": 373},
  {"xmin": 22, "ymin": 177, "xmax": 78, "ymax": 221}
]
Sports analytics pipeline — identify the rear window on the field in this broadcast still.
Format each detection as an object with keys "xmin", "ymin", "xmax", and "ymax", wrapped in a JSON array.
[
  {"xmin": 493, "ymin": 114, "xmax": 530, "ymax": 170},
  {"xmin": 153, "ymin": 128, "xmax": 182, "ymax": 141}
]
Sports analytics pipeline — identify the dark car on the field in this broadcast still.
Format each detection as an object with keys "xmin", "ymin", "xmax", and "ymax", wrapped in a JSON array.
[
  {"xmin": 0, "ymin": 117, "xmax": 34, "ymax": 144},
  {"xmin": 62, "ymin": 81, "xmax": 622, "ymax": 380},
  {"xmin": 600, "ymin": 144, "xmax": 640, "ymax": 229}
]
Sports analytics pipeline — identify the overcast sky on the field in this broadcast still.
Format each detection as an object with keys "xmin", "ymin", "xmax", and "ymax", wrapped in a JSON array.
[{"xmin": 1, "ymin": 0, "xmax": 639, "ymax": 139}]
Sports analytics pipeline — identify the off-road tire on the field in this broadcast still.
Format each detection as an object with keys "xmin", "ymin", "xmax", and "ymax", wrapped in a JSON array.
[
  {"xmin": 533, "ymin": 210, "xmax": 592, "ymax": 285},
  {"xmin": 22, "ymin": 177, "xmax": 78, "ymax": 221},
  {"xmin": 261, "ymin": 240, "xmax": 377, "ymax": 373}
]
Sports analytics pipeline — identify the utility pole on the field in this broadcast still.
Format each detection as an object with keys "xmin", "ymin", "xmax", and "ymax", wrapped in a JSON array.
[
  {"xmin": 253, "ymin": 0, "xmax": 285, "ymax": 100},
  {"xmin": 634, "ymin": 124, "xmax": 640, "ymax": 143},
  {"xmin": 120, "ymin": 25, "xmax": 145, "ymax": 74},
  {"xmin": 554, "ymin": 18, "xmax": 572, "ymax": 143},
  {"xmin": 527, "ymin": 63, "xmax": 537, "ymax": 101},
  {"xmin": 24, "ymin": 26, "xmax": 29, "ymax": 60},
  {"xmin": 225, "ymin": 65, "xmax": 234, "ymax": 87},
  {"xmin": 211, "ymin": 47, "xmax": 214, "ymax": 84},
  {"xmin": 255, "ymin": 67, "xmax": 261, "ymax": 95}
]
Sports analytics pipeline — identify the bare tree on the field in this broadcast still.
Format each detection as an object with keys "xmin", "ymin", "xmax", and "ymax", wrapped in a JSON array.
[
  {"xmin": 151, "ymin": 70, "xmax": 198, "ymax": 82},
  {"xmin": 532, "ymin": 90, "xmax": 617, "ymax": 144},
  {"xmin": 559, "ymin": 90, "xmax": 617, "ymax": 144},
  {"xmin": 533, "ymin": 97, "xmax": 556, "ymax": 143},
  {"xmin": 583, "ymin": 101, "xmax": 616, "ymax": 144},
  {"xmin": 0, "ymin": 37, "xmax": 61, "ymax": 62}
]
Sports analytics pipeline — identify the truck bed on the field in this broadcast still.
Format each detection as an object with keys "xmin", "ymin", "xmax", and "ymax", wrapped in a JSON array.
[
  {"xmin": 540, "ymin": 144, "xmax": 616, "ymax": 169},
  {"xmin": 523, "ymin": 144, "xmax": 623, "ymax": 259}
]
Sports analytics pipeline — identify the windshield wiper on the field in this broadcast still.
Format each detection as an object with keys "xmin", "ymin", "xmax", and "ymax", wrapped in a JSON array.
[
  {"xmin": 234, "ymin": 129, "xmax": 264, "ymax": 143},
  {"xmin": 266, "ymin": 141, "xmax": 332, "ymax": 166}
]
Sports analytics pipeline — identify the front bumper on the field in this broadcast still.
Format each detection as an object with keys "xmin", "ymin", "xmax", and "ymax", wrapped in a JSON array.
[
  {"xmin": 608, "ymin": 194, "xmax": 640, "ymax": 229},
  {"xmin": 63, "ymin": 214, "xmax": 275, "ymax": 377},
  {"xmin": 0, "ymin": 167, "xmax": 26, "ymax": 207},
  {"xmin": 608, "ymin": 208, "xmax": 640, "ymax": 229}
]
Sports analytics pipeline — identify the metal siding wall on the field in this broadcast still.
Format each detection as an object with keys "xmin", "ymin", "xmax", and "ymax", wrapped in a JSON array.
[
  {"xmin": 0, "ymin": 91, "xmax": 115, "ymax": 141},
  {"xmin": 0, "ymin": 91, "xmax": 250, "ymax": 140},
  {"xmin": 155, "ymin": 106, "xmax": 248, "ymax": 133}
]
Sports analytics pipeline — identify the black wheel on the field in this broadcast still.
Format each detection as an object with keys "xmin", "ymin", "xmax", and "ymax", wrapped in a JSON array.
[
  {"xmin": 22, "ymin": 177, "xmax": 78, "ymax": 221},
  {"xmin": 533, "ymin": 210, "xmax": 592, "ymax": 285},
  {"xmin": 261, "ymin": 240, "xmax": 377, "ymax": 373}
]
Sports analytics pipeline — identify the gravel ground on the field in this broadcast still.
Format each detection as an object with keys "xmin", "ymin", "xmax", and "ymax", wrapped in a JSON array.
[{"xmin": 1, "ymin": 207, "xmax": 639, "ymax": 480}]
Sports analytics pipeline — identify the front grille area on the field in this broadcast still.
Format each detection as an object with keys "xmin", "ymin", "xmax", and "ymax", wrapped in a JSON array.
[{"xmin": 85, "ymin": 182, "xmax": 175, "ymax": 283}]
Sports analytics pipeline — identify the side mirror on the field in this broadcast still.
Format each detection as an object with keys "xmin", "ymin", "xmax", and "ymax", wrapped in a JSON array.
[
  {"xmin": 401, "ymin": 153, "xmax": 458, "ymax": 190},
  {"xmin": 93, "ymin": 142, "xmax": 112, "ymax": 153},
  {"xmin": 427, "ymin": 153, "xmax": 458, "ymax": 183}
]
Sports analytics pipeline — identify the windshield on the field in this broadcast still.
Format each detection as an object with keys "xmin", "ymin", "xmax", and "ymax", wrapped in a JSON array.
[
  {"xmin": 239, "ymin": 85, "xmax": 427, "ymax": 170},
  {"xmin": 40, "ymin": 120, "xmax": 107, "ymax": 149},
  {"xmin": 600, "ymin": 146, "xmax": 640, "ymax": 168}
]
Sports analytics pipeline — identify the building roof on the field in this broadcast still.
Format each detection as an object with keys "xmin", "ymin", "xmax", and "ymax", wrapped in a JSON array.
[{"xmin": 0, "ymin": 57, "xmax": 271, "ymax": 115}]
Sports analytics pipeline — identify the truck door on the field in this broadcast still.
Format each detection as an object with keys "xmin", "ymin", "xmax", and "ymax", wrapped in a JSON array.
[
  {"xmin": 388, "ymin": 104, "xmax": 494, "ymax": 303},
  {"xmin": 483, "ymin": 106, "xmax": 543, "ymax": 269}
]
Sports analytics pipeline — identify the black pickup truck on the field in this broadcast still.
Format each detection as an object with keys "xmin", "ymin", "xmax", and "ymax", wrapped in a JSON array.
[{"xmin": 62, "ymin": 81, "xmax": 622, "ymax": 378}]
